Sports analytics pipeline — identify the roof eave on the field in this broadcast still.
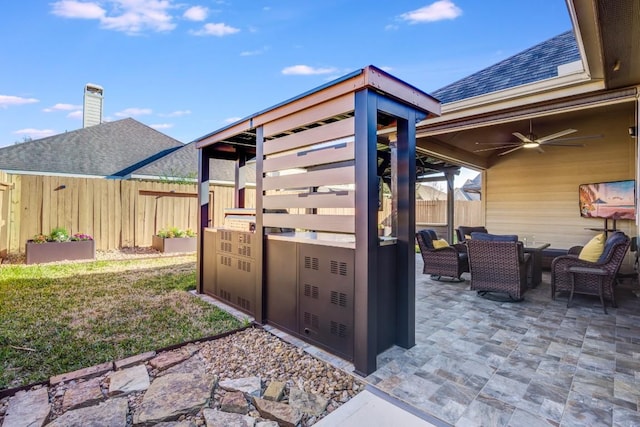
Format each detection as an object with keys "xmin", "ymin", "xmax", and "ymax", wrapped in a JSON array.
[{"xmin": 421, "ymin": 71, "xmax": 603, "ymax": 127}]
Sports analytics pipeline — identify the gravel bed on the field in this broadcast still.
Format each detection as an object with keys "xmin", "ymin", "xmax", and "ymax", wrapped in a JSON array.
[{"xmin": 2, "ymin": 328, "xmax": 363, "ymax": 426}]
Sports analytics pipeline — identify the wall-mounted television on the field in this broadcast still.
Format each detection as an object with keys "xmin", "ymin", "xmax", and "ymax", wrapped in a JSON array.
[{"xmin": 579, "ymin": 179, "xmax": 636, "ymax": 220}]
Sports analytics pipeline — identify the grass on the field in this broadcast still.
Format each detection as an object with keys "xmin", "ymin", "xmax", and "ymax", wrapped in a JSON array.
[{"xmin": 0, "ymin": 255, "xmax": 242, "ymax": 390}]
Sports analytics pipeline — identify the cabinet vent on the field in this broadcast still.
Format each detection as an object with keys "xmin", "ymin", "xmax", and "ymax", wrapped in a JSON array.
[
  {"xmin": 330, "ymin": 321, "xmax": 347, "ymax": 338},
  {"xmin": 303, "ymin": 311, "xmax": 319, "ymax": 328},
  {"xmin": 330, "ymin": 291, "xmax": 347, "ymax": 307}
]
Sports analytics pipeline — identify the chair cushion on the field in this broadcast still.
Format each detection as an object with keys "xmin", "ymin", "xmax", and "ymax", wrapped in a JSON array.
[
  {"xmin": 597, "ymin": 232, "xmax": 627, "ymax": 263},
  {"xmin": 578, "ymin": 233, "xmax": 605, "ymax": 262},
  {"xmin": 418, "ymin": 229, "xmax": 438, "ymax": 249},
  {"xmin": 457, "ymin": 226, "xmax": 487, "ymax": 241},
  {"xmin": 432, "ymin": 239, "xmax": 449, "ymax": 249},
  {"xmin": 470, "ymin": 232, "xmax": 518, "ymax": 242}
]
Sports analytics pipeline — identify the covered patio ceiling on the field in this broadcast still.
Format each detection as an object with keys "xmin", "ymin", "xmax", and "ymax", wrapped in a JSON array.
[{"xmin": 416, "ymin": 91, "xmax": 637, "ymax": 170}]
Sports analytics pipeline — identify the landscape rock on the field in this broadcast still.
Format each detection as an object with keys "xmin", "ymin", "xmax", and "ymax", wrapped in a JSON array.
[
  {"xmin": 134, "ymin": 373, "xmax": 216, "ymax": 424},
  {"xmin": 149, "ymin": 351, "xmax": 192, "ymax": 371},
  {"xmin": 108, "ymin": 364, "xmax": 150, "ymax": 396},
  {"xmin": 62, "ymin": 377, "xmax": 104, "ymax": 411},
  {"xmin": 3, "ymin": 387, "xmax": 51, "ymax": 427},
  {"xmin": 114, "ymin": 351, "xmax": 156, "ymax": 370},
  {"xmin": 255, "ymin": 421, "xmax": 279, "ymax": 427},
  {"xmin": 158, "ymin": 354, "xmax": 207, "ymax": 377},
  {"xmin": 218, "ymin": 376, "xmax": 261, "ymax": 397},
  {"xmin": 262, "ymin": 381, "xmax": 285, "ymax": 401},
  {"xmin": 289, "ymin": 387, "xmax": 329, "ymax": 416},
  {"xmin": 46, "ymin": 398, "xmax": 128, "ymax": 427},
  {"xmin": 202, "ymin": 408, "xmax": 256, "ymax": 427},
  {"xmin": 50, "ymin": 361, "xmax": 113, "ymax": 385},
  {"xmin": 220, "ymin": 390, "xmax": 249, "ymax": 414},
  {"xmin": 154, "ymin": 422, "xmax": 196, "ymax": 427},
  {"xmin": 252, "ymin": 397, "xmax": 302, "ymax": 427}
]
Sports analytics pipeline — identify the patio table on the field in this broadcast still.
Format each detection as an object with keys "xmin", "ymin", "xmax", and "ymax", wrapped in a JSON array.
[{"xmin": 523, "ymin": 242, "xmax": 551, "ymax": 287}]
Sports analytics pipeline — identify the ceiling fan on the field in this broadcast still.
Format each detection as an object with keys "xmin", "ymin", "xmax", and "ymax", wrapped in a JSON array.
[{"xmin": 474, "ymin": 121, "xmax": 602, "ymax": 156}]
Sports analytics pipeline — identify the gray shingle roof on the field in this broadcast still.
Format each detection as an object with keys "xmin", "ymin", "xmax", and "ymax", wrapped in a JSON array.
[
  {"xmin": 0, "ymin": 118, "xmax": 184, "ymax": 177},
  {"xmin": 130, "ymin": 141, "xmax": 255, "ymax": 183},
  {"xmin": 432, "ymin": 31, "xmax": 580, "ymax": 104}
]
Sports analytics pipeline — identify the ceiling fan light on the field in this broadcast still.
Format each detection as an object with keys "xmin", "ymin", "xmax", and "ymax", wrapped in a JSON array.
[{"xmin": 523, "ymin": 142, "xmax": 539, "ymax": 148}]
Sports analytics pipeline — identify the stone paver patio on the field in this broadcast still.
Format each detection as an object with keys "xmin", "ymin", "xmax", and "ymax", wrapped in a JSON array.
[{"xmin": 363, "ymin": 255, "xmax": 640, "ymax": 426}]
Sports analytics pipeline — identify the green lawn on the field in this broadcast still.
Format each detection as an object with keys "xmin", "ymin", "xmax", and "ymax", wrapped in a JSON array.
[{"xmin": 0, "ymin": 255, "xmax": 242, "ymax": 389}]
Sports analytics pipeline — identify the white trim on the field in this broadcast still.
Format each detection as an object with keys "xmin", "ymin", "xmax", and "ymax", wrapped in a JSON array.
[
  {"xmin": 427, "ymin": 73, "xmax": 600, "ymax": 124},
  {"xmin": 418, "ymin": 88, "xmax": 637, "ymax": 137}
]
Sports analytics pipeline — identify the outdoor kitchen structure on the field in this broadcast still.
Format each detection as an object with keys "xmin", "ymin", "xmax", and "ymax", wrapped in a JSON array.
[{"xmin": 194, "ymin": 66, "xmax": 441, "ymax": 375}]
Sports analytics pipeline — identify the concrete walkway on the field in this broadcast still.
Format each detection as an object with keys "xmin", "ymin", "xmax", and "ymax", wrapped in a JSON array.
[{"xmin": 316, "ymin": 388, "xmax": 442, "ymax": 427}]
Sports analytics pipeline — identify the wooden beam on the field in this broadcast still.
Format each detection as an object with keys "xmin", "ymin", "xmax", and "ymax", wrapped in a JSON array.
[{"xmin": 139, "ymin": 190, "xmax": 197, "ymax": 198}]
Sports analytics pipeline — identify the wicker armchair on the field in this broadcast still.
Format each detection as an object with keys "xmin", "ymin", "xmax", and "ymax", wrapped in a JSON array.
[
  {"xmin": 551, "ymin": 231, "xmax": 630, "ymax": 311},
  {"xmin": 456, "ymin": 226, "xmax": 488, "ymax": 243},
  {"xmin": 466, "ymin": 239, "xmax": 531, "ymax": 301},
  {"xmin": 416, "ymin": 229, "xmax": 469, "ymax": 282}
]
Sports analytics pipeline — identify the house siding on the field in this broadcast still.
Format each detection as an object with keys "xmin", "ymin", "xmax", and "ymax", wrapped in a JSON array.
[{"xmin": 485, "ymin": 109, "xmax": 636, "ymax": 268}]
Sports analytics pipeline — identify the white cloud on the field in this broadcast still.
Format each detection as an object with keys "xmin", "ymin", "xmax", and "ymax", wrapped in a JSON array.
[
  {"xmin": 115, "ymin": 107, "xmax": 153, "ymax": 117},
  {"xmin": 50, "ymin": 0, "xmax": 176, "ymax": 34},
  {"xmin": 67, "ymin": 110, "xmax": 83, "ymax": 119},
  {"xmin": 0, "ymin": 95, "xmax": 39, "ymax": 108},
  {"xmin": 281, "ymin": 65, "xmax": 337, "ymax": 75},
  {"xmin": 50, "ymin": 0, "xmax": 105, "ymax": 19},
  {"xmin": 400, "ymin": 0, "xmax": 462, "ymax": 24},
  {"xmin": 159, "ymin": 109, "xmax": 191, "ymax": 117},
  {"xmin": 190, "ymin": 22, "xmax": 240, "ymax": 36},
  {"xmin": 385, "ymin": 24, "xmax": 399, "ymax": 31},
  {"xmin": 150, "ymin": 123, "xmax": 173, "ymax": 129},
  {"xmin": 240, "ymin": 46, "xmax": 269, "ymax": 56},
  {"xmin": 13, "ymin": 128, "xmax": 57, "ymax": 139},
  {"xmin": 183, "ymin": 5, "xmax": 207, "ymax": 21},
  {"xmin": 43, "ymin": 103, "xmax": 82, "ymax": 112},
  {"xmin": 223, "ymin": 117, "xmax": 242, "ymax": 124}
]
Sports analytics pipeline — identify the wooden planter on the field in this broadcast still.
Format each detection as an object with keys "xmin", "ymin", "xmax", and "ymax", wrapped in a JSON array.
[
  {"xmin": 25, "ymin": 240, "xmax": 96, "ymax": 264},
  {"xmin": 152, "ymin": 235, "xmax": 197, "ymax": 253}
]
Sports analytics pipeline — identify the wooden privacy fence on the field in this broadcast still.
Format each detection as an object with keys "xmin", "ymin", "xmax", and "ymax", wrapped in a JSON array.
[
  {"xmin": 1, "ymin": 174, "xmax": 255, "ymax": 253},
  {"xmin": 0, "ymin": 174, "xmax": 481, "ymax": 255},
  {"xmin": 415, "ymin": 199, "xmax": 484, "ymax": 228}
]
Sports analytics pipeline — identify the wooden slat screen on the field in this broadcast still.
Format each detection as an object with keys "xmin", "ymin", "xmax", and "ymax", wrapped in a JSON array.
[
  {"xmin": 264, "ymin": 117, "xmax": 355, "ymax": 155},
  {"xmin": 261, "ymin": 114, "xmax": 356, "ymax": 234}
]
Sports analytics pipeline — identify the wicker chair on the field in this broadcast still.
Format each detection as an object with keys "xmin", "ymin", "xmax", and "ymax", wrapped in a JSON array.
[
  {"xmin": 466, "ymin": 239, "xmax": 531, "ymax": 301},
  {"xmin": 456, "ymin": 226, "xmax": 488, "ymax": 243},
  {"xmin": 416, "ymin": 229, "xmax": 469, "ymax": 282},
  {"xmin": 551, "ymin": 231, "xmax": 630, "ymax": 312}
]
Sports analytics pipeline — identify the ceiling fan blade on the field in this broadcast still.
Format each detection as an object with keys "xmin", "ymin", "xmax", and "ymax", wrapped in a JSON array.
[
  {"xmin": 537, "ymin": 128, "xmax": 577, "ymax": 143},
  {"xmin": 542, "ymin": 142, "xmax": 585, "ymax": 147},
  {"xmin": 547, "ymin": 134, "xmax": 603, "ymax": 143},
  {"xmin": 537, "ymin": 146, "xmax": 545, "ymax": 154},
  {"xmin": 512, "ymin": 132, "xmax": 532, "ymax": 143},
  {"xmin": 474, "ymin": 144, "xmax": 521, "ymax": 153},
  {"xmin": 498, "ymin": 145, "xmax": 525, "ymax": 156}
]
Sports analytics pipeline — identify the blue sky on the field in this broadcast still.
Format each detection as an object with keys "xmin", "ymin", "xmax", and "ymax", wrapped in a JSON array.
[{"xmin": 0, "ymin": 0, "xmax": 573, "ymax": 184}]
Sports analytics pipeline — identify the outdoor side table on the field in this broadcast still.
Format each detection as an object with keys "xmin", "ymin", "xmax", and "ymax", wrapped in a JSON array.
[
  {"xmin": 566, "ymin": 265, "xmax": 609, "ymax": 314},
  {"xmin": 523, "ymin": 242, "xmax": 550, "ymax": 287}
]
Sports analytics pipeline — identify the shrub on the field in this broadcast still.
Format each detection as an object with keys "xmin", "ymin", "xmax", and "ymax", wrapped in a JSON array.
[
  {"xmin": 157, "ymin": 226, "xmax": 196, "ymax": 239},
  {"xmin": 31, "ymin": 228, "xmax": 93, "ymax": 243}
]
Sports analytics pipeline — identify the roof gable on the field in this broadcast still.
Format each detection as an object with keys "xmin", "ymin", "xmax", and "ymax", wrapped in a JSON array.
[
  {"xmin": 432, "ymin": 31, "xmax": 581, "ymax": 104},
  {"xmin": 0, "ymin": 118, "xmax": 184, "ymax": 177}
]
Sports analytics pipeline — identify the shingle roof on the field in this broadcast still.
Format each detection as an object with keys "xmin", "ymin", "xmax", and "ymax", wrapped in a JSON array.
[
  {"xmin": 0, "ymin": 118, "xmax": 184, "ymax": 177},
  {"xmin": 130, "ymin": 141, "xmax": 255, "ymax": 183},
  {"xmin": 431, "ymin": 31, "xmax": 580, "ymax": 104}
]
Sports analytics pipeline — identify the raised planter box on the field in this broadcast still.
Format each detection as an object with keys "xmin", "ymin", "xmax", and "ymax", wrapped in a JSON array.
[
  {"xmin": 25, "ymin": 240, "xmax": 96, "ymax": 264},
  {"xmin": 152, "ymin": 235, "xmax": 197, "ymax": 253}
]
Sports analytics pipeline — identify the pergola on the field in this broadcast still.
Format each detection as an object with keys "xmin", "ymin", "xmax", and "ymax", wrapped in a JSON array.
[{"xmin": 194, "ymin": 66, "xmax": 452, "ymax": 374}]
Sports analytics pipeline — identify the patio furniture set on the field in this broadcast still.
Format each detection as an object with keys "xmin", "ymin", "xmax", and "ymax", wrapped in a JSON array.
[{"xmin": 416, "ymin": 226, "xmax": 631, "ymax": 312}]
